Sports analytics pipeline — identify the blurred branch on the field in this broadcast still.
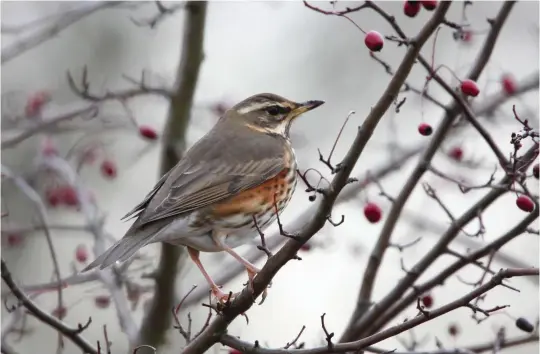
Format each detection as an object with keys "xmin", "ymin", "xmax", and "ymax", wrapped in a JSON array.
[
  {"xmin": 220, "ymin": 268, "xmax": 538, "ymax": 354},
  {"xmin": 38, "ymin": 156, "xmax": 139, "ymax": 344},
  {"xmin": 1, "ymin": 260, "xmax": 98, "ymax": 354},
  {"xmin": 1, "ymin": 165, "xmax": 65, "ymax": 348},
  {"xmin": 1, "ymin": 1, "xmax": 125, "ymax": 64},
  {"xmin": 341, "ymin": 1, "xmax": 516, "ymax": 342},
  {"xmin": 137, "ymin": 1, "xmax": 208, "ymax": 352},
  {"xmin": 1, "ymin": 104, "xmax": 98, "ymax": 149},
  {"xmin": 131, "ymin": 0, "xmax": 186, "ymax": 29},
  {"xmin": 182, "ymin": 4, "xmax": 451, "ymax": 353},
  {"xmin": 66, "ymin": 67, "xmax": 174, "ymax": 101}
]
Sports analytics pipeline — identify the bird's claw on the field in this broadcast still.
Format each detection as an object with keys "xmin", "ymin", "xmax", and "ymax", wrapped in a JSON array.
[{"xmin": 211, "ymin": 286, "xmax": 237, "ymax": 304}]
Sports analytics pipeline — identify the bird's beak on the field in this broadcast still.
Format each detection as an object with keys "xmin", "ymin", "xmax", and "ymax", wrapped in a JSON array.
[{"xmin": 290, "ymin": 100, "xmax": 325, "ymax": 117}]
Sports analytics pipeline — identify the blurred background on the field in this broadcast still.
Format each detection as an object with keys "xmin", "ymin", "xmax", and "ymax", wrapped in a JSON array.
[{"xmin": 1, "ymin": 1, "xmax": 539, "ymax": 354}]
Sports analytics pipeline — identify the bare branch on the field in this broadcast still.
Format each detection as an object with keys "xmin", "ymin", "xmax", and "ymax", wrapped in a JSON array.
[
  {"xmin": 1, "ymin": 2, "xmax": 126, "ymax": 64},
  {"xmin": 1, "ymin": 260, "xmax": 98, "ymax": 354},
  {"xmin": 344, "ymin": 2, "xmax": 517, "ymax": 342},
  {"xmin": 220, "ymin": 268, "xmax": 539, "ymax": 354}
]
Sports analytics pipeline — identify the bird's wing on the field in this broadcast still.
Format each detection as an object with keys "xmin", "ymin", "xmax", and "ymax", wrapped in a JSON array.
[
  {"xmin": 129, "ymin": 123, "xmax": 288, "ymax": 228},
  {"xmin": 120, "ymin": 169, "xmax": 172, "ymax": 222}
]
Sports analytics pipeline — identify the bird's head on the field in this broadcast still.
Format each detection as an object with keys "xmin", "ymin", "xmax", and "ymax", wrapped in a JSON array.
[{"xmin": 223, "ymin": 93, "xmax": 324, "ymax": 138}]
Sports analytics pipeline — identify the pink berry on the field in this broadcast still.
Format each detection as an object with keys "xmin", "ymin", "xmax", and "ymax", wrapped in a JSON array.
[
  {"xmin": 516, "ymin": 196, "xmax": 534, "ymax": 213},
  {"xmin": 421, "ymin": 0, "xmax": 437, "ymax": 10},
  {"xmin": 501, "ymin": 74, "xmax": 517, "ymax": 95},
  {"xmin": 404, "ymin": 1, "xmax": 421, "ymax": 17},
  {"xmin": 100, "ymin": 160, "xmax": 117, "ymax": 179},
  {"xmin": 6, "ymin": 233, "xmax": 24, "ymax": 247},
  {"xmin": 75, "ymin": 244, "xmax": 88, "ymax": 263},
  {"xmin": 421, "ymin": 294, "xmax": 434, "ymax": 308},
  {"xmin": 364, "ymin": 203, "xmax": 382, "ymax": 223},
  {"xmin": 52, "ymin": 306, "xmax": 67, "ymax": 319},
  {"xmin": 418, "ymin": 123, "xmax": 433, "ymax": 136},
  {"xmin": 94, "ymin": 295, "xmax": 111, "ymax": 309},
  {"xmin": 40, "ymin": 138, "xmax": 58, "ymax": 157},
  {"xmin": 449, "ymin": 147, "xmax": 463, "ymax": 161},
  {"xmin": 460, "ymin": 30, "xmax": 472, "ymax": 43},
  {"xmin": 46, "ymin": 188, "xmax": 61, "ymax": 207},
  {"xmin": 533, "ymin": 164, "xmax": 539, "ymax": 179},
  {"xmin": 460, "ymin": 79, "xmax": 480, "ymax": 97},
  {"xmin": 25, "ymin": 91, "xmax": 50, "ymax": 117},
  {"xmin": 60, "ymin": 186, "xmax": 79, "ymax": 206},
  {"xmin": 365, "ymin": 31, "xmax": 384, "ymax": 52},
  {"xmin": 139, "ymin": 125, "xmax": 158, "ymax": 140},
  {"xmin": 228, "ymin": 349, "xmax": 242, "ymax": 354}
]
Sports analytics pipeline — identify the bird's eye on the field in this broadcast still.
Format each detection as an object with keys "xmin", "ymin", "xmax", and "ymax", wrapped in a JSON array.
[{"xmin": 266, "ymin": 106, "xmax": 281, "ymax": 116}]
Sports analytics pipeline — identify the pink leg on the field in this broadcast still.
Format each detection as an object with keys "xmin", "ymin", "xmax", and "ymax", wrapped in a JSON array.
[
  {"xmin": 187, "ymin": 247, "xmax": 236, "ymax": 303},
  {"xmin": 211, "ymin": 233, "xmax": 268, "ymax": 302}
]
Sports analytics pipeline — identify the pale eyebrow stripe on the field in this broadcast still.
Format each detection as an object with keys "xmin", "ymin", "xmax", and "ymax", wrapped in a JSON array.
[{"xmin": 237, "ymin": 101, "xmax": 285, "ymax": 115}]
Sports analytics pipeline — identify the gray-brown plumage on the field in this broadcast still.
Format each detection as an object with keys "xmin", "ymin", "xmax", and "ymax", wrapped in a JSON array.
[{"xmin": 82, "ymin": 93, "xmax": 324, "ymax": 302}]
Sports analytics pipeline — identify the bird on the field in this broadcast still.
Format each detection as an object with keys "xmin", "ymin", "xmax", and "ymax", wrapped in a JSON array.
[{"xmin": 82, "ymin": 93, "xmax": 324, "ymax": 303}]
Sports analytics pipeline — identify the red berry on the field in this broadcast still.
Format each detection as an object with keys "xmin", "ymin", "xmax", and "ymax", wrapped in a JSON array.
[
  {"xmin": 364, "ymin": 203, "xmax": 382, "ymax": 223},
  {"xmin": 52, "ymin": 306, "xmax": 67, "ymax": 319},
  {"xmin": 533, "ymin": 164, "xmax": 539, "ymax": 179},
  {"xmin": 449, "ymin": 147, "xmax": 463, "ymax": 161},
  {"xmin": 421, "ymin": 294, "xmax": 434, "ymax": 308},
  {"xmin": 448, "ymin": 323, "xmax": 459, "ymax": 337},
  {"xmin": 460, "ymin": 79, "xmax": 480, "ymax": 97},
  {"xmin": 25, "ymin": 91, "xmax": 50, "ymax": 117},
  {"xmin": 46, "ymin": 190, "xmax": 59, "ymax": 207},
  {"xmin": 501, "ymin": 74, "xmax": 517, "ymax": 95},
  {"xmin": 94, "ymin": 295, "xmax": 111, "ymax": 309},
  {"xmin": 365, "ymin": 31, "xmax": 384, "ymax": 52},
  {"xmin": 100, "ymin": 160, "xmax": 117, "ymax": 179},
  {"xmin": 460, "ymin": 30, "xmax": 472, "ymax": 42},
  {"xmin": 228, "ymin": 349, "xmax": 242, "ymax": 354},
  {"xmin": 516, "ymin": 196, "xmax": 534, "ymax": 213},
  {"xmin": 421, "ymin": 0, "xmax": 437, "ymax": 10},
  {"xmin": 60, "ymin": 186, "xmax": 79, "ymax": 206},
  {"xmin": 139, "ymin": 125, "xmax": 158, "ymax": 140},
  {"xmin": 300, "ymin": 243, "xmax": 312, "ymax": 251},
  {"xmin": 6, "ymin": 233, "xmax": 24, "ymax": 247},
  {"xmin": 418, "ymin": 123, "xmax": 433, "ymax": 136},
  {"xmin": 404, "ymin": 1, "xmax": 421, "ymax": 17},
  {"xmin": 75, "ymin": 244, "xmax": 88, "ymax": 263}
]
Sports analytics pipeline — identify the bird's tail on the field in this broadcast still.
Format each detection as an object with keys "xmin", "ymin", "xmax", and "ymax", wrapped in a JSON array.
[{"xmin": 81, "ymin": 233, "xmax": 155, "ymax": 273}]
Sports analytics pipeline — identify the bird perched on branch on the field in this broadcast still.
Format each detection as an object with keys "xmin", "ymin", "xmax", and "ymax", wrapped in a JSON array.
[{"xmin": 82, "ymin": 93, "xmax": 324, "ymax": 303}]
